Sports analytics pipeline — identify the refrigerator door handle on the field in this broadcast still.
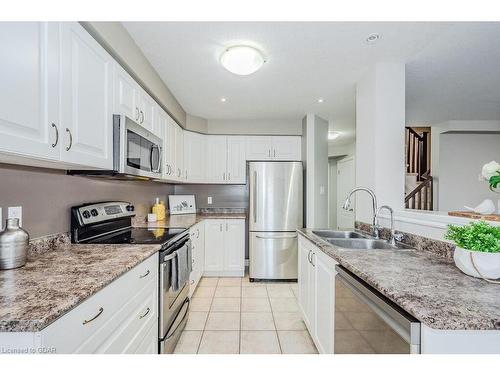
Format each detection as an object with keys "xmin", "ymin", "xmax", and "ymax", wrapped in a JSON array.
[
  {"xmin": 256, "ymin": 234, "xmax": 298, "ymax": 239},
  {"xmin": 253, "ymin": 171, "xmax": 257, "ymax": 223}
]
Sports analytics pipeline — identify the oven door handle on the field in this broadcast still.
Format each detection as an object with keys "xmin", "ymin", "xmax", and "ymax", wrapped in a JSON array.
[
  {"xmin": 163, "ymin": 252, "xmax": 177, "ymax": 262},
  {"xmin": 165, "ymin": 298, "xmax": 190, "ymax": 340}
]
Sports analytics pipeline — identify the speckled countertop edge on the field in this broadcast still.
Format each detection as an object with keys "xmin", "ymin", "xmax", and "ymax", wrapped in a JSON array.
[{"xmin": 297, "ymin": 228, "xmax": 500, "ymax": 331}]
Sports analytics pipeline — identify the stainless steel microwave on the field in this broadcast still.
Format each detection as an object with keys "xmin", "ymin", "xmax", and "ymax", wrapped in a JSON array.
[{"xmin": 68, "ymin": 115, "xmax": 162, "ymax": 180}]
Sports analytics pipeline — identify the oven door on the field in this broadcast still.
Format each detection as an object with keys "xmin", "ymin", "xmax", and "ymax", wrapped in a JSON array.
[
  {"xmin": 120, "ymin": 116, "xmax": 162, "ymax": 179},
  {"xmin": 334, "ymin": 266, "xmax": 421, "ymax": 354}
]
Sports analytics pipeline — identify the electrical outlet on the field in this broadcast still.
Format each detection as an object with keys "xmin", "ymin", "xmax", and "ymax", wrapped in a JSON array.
[
  {"xmin": 207, "ymin": 196, "xmax": 213, "ymax": 205},
  {"xmin": 8, "ymin": 206, "xmax": 22, "ymax": 227}
]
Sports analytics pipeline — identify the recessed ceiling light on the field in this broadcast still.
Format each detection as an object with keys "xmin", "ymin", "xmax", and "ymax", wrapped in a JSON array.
[
  {"xmin": 317, "ymin": 98, "xmax": 324, "ymax": 103},
  {"xmin": 220, "ymin": 45, "xmax": 265, "ymax": 76},
  {"xmin": 220, "ymin": 97, "xmax": 227, "ymax": 102},
  {"xmin": 328, "ymin": 131, "xmax": 341, "ymax": 140},
  {"xmin": 365, "ymin": 33, "xmax": 380, "ymax": 44}
]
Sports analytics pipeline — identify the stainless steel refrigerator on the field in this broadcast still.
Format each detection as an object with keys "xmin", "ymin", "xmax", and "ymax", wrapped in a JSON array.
[{"xmin": 249, "ymin": 161, "xmax": 303, "ymax": 281}]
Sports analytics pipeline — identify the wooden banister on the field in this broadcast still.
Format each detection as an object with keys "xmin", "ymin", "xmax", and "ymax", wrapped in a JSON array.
[{"xmin": 405, "ymin": 175, "xmax": 433, "ymax": 210}]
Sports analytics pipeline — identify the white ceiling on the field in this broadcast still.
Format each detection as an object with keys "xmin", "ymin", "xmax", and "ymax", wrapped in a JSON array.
[
  {"xmin": 123, "ymin": 22, "xmax": 450, "ymax": 134},
  {"xmin": 123, "ymin": 22, "xmax": 500, "ymax": 141},
  {"xmin": 406, "ymin": 22, "xmax": 500, "ymax": 124}
]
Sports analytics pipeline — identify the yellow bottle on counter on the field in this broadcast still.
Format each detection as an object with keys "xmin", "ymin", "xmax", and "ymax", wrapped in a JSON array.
[{"xmin": 152, "ymin": 198, "xmax": 166, "ymax": 221}]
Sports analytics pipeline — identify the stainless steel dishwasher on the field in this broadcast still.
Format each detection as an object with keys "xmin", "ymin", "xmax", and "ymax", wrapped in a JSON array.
[{"xmin": 334, "ymin": 265, "xmax": 421, "ymax": 354}]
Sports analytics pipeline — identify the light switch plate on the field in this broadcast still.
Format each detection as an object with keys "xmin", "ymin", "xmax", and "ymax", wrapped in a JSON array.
[
  {"xmin": 8, "ymin": 206, "xmax": 22, "ymax": 227},
  {"xmin": 207, "ymin": 196, "xmax": 213, "ymax": 205}
]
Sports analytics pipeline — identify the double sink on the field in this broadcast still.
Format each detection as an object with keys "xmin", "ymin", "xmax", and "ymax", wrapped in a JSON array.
[{"xmin": 312, "ymin": 230, "xmax": 405, "ymax": 250}]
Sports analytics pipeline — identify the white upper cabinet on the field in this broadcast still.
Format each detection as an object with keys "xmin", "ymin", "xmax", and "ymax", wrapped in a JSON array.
[
  {"xmin": 246, "ymin": 136, "xmax": 301, "ymax": 161},
  {"xmin": 205, "ymin": 135, "xmax": 227, "ymax": 183},
  {"xmin": 184, "ymin": 131, "xmax": 206, "ymax": 182},
  {"xmin": 272, "ymin": 136, "xmax": 302, "ymax": 160},
  {"xmin": 174, "ymin": 123, "xmax": 184, "ymax": 181},
  {"xmin": 0, "ymin": 22, "xmax": 60, "ymax": 161},
  {"xmin": 163, "ymin": 111, "xmax": 177, "ymax": 180},
  {"xmin": 60, "ymin": 22, "xmax": 114, "ymax": 169},
  {"xmin": 135, "ymin": 89, "xmax": 156, "ymax": 133},
  {"xmin": 205, "ymin": 135, "xmax": 246, "ymax": 184},
  {"xmin": 246, "ymin": 136, "xmax": 273, "ymax": 160},
  {"xmin": 113, "ymin": 63, "xmax": 138, "ymax": 121},
  {"xmin": 226, "ymin": 136, "xmax": 247, "ymax": 183}
]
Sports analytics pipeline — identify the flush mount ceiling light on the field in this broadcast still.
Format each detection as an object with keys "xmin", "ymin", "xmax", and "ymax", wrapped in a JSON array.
[
  {"xmin": 220, "ymin": 97, "xmax": 227, "ymax": 102},
  {"xmin": 220, "ymin": 45, "xmax": 265, "ymax": 76},
  {"xmin": 365, "ymin": 33, "xmax": 380, "ymax": 44},
  {"xmin": 328, "ymin": 131, "xmax": 341, "ymax": 140},
  {"xmin": 317, "ymin": 98, "xmax": 324, "ymax": 103}
]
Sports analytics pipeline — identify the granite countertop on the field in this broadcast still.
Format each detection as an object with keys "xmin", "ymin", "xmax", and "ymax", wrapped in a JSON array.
[
  {"xmin": 0, "ymin": 241, "xmax": 161, "ymax": 333},
  {"xmin": 297, "ymin": 228, "xmax": 500, "ymax": 331},
  {"xmin": 0, "ymin": 212, "xmax": 247, "ymax": 333}
]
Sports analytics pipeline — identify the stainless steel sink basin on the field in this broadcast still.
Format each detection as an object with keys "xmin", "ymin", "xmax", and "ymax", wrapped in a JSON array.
[
  {"xmin": 327, "ymin": 238, "xmax": 397, "ymax": 250},
  {"xmin": 312, "ymin": 230, "xmax": 366, "ymax": 239}
]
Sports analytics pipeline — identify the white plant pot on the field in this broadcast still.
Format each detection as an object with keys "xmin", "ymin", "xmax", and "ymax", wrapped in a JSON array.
[{"xmin": 454, "ymin": 247, "xmax": 500, "ymax": 279}]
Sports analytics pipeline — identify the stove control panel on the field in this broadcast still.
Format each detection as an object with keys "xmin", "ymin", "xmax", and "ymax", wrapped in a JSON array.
[{"xmin": 76, "ymin": 201, "xmax": 135, "ymax": 226}]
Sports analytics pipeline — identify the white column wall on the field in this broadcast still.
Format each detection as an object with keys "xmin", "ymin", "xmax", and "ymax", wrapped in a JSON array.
[{"xmin": 355, "ymin": 62, "xmax": 406, "ymax": 223}]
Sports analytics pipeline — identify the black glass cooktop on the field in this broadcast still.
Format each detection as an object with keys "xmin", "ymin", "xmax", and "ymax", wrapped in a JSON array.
[{"xmin": 86, "ymin": 227, "xmax": 187, "ymax": 245}]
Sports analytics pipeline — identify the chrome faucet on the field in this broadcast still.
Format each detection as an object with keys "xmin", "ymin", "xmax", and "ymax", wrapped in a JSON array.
[
  {"xmin": 376, "ymin": 205, "xmax": 404, "ymax": 246},
  {"xmin": 342, "ymin": 187, "xmax": 379, "ymax": 239}
]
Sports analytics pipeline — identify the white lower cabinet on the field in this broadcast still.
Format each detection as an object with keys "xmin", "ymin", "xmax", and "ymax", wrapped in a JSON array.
[
  {"xmin": 204, "ymin": 219, "xmax": 245, "ymax": 277},
  {"xmin": 189, "ymin": 222, "xmax": 205, "ymax": 297},
  {"xmin": 298, "ymin": 234, "xmax": 337, "ymax": 354},
  {"xmin": 40, "ymin": 254, "xmax": 158, "ymax": 354}
]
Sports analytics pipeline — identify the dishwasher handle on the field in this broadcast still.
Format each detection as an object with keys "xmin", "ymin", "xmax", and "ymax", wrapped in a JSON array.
[{"xmin": 335, "ymin": 265, "xmax": 421, "ymax": 352}]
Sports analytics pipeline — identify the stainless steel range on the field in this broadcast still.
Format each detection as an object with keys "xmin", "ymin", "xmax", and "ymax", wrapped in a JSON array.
[{"xmin": 71, "ymin": 201, "xmax": 191, "ymax": 354}]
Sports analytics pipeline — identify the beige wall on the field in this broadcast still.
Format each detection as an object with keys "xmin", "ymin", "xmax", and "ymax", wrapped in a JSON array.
[
  {"xmin": 0, "ymin": 164, "xmax": 173, "ymax": 238},
  {"xmin": 186, "ymin": 114, "xmax": 209, "ymax": 133},
  {"xmin": 207, "ymin": 119, "xmax": 302, "ymax": 135},
  {"xmin": 81, "ymin": 22, "xmax": 186, "ymax": 127}
]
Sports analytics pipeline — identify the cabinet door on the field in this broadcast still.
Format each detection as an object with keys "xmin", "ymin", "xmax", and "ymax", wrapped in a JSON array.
[
  {"xmin": 298, "ymin": 238, "xmax": 312, "ymax": 328},
  {"xmin": 272, "ymin": 136, "xmax": 301, "ymax": 161},
  {"xmin": 245, "ymin": 136, "xmax": 272, "ymax": 160},
  {"xmin": 113, "ymin": 63, "xmax": 139, "ymax": 122},
  {"xmin": 162, "ymin": 113, "xmax": 176, "ymax": 179},
  {"xmin": 136, "ymin": 89, "xmax": 156, "ymax": 133},
  {"xmin": 174, "ymin": 124, "xmax": 184, "ymax": 181},
  {"xmin": 313, "ymin": 250, "xmax": 337, "ymax": 354},
  {"xmin": 0, "ymin": 22, "xmax": 60, "ymax": 160},
  {"xmin": 204, "ymin": 220, "xmax": 225, "ymax": 272},
  {"xmin": 60, "ymin": 22, "xmax": 113, "ymax": 169},
  {"xmin": 205, "ymin": 135, "xmax": 227, "ymax": 183},
  {"xmin": 226, "ymin": 136, "xmax": 247, "ymax": 184},
  {"xmin": 184, "ymin": 131, "xmax": 206, "ymax": 182},
  {"xmin": 223, "ymin": 220, "xmax": 245, "ymax": 273}
]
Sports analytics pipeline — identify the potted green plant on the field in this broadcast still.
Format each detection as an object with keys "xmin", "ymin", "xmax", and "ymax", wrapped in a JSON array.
[{"xmin": 445, "ymin": 221, "xmax": 500, "ymax": 280}]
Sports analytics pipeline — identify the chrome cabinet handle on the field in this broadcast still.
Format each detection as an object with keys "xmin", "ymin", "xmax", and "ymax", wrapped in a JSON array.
[
  {"xmin": 185, "ymin": 169, "xmax": 188, "ymax": 180},
  {"xmin": 226, "ymin": 223, "xmax": 228, "ymax": 231},
  {"xmin": 139, "ymin": 269, "xmax": 150, "ymax": 278},
  {"xmin": 139, "ymin": 307, "xmax": 150, "ymax": 319},
  {"xmin": 65, "ymin": 128, "xmax": 72, "ymax": 151},
  {"xmin": 135, "ymin": 107, "xmax": 140, "ymax": 121},
  {"xmin": 83, "ymin": 307, "xmax": 104, "ymax": 325},
  {"xmin": 274, "ymin": 149, "xmax": 276, "ymax": 158},
  {"xmin": 311, "ymin": 253, "xmax": 316, "ymax": 267},
  {"xmin": 307, "ymin": 250, "xmax": 312, "ymax": 264},
  {"xmin": 268, "ymin": 149, "xmax": 271, "ymax": 157},
  {"xmin": 223, "ymin": 172, "xmax": 225, "ymax": 181},
  {"xmin": 220, "ymin": 223, "xmax": 223, "ymax": 232},
  {"xmin": 140, "ymin": 110, "xmax": 144, "ymax": 124},
  {"xmin": 196, "ymin": 228, "xmax": 200, "ymax": 238},
  {"xmin": 178, "ymin": 168, "xmax": 181, "ymax": 177},
  {"xmin": 51, "ymin": 123, "xmax": 59, "ymax": 147},
  {"xmin": 228, "ymin": 172, "xmax": 231, "ymax": 180}
]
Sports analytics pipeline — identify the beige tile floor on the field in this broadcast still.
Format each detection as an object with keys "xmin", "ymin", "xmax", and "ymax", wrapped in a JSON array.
[{"xmin": 174, "ymin": 275, "xmax": 318, "ymax": 354}]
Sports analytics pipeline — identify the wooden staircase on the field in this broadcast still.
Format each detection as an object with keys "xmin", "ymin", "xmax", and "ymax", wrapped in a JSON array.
[{"xmin": 405, "ymin": 127, "xmax": 433, "ymax": 210}]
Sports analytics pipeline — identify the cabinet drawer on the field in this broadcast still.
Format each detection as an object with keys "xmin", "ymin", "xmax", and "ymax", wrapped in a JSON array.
[{"xmin": 41, "ymin": 253, "xmax": 158, "ymax": 353}]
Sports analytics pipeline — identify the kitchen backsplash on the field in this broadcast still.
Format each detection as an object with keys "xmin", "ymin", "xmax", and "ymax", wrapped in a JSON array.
[
  {"xmin": 174, "ymin": 184, "xmax": 248, "ymax": 209},
  {"xmin": 0, "ymin": 164, "xmax": 174, "ymax": 238},
  {"xmin": 355, "ymin": 221, "xmax": 455, "ymax": 261}
]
